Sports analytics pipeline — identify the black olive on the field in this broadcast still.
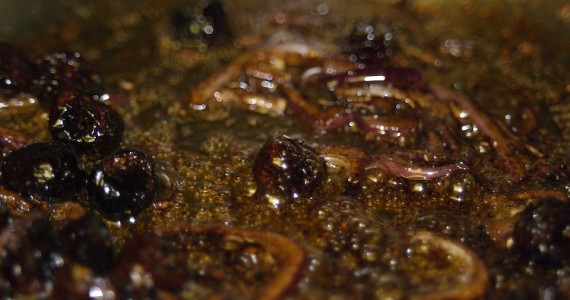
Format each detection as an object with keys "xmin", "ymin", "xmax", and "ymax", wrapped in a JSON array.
[
  {"xmin": 170, "ymin": 0, "xmax": 232, "ymax": 46},
  {"xmin": 512, "ymin": 197, "xmax": 570, "ymax": 266},
  {"xmin": 49, "ymin": 91, "xmax": 124, "ymax": 157},
  {"xmin": 0, "ymin": 42, "xmax": 36, "ymax": 97},
  {"xmin": 1, "ymin": 142, "xmax": 86, "ymax": 201},
  {"xmin": 343, "ymin": 20, "xmax": 398, "ymax": 65},
  {"xmin": 59, "ymin": 213, "xmax": 114, "ymax": 273},
  {"xmin": 253, "ymin": 136, "xmax": 325, "ymax": 200},
  {"xmin": 88, "ymin": 150, "xmax": 157, "ymax": 220},
  {"xmin": 31, "ymin": 51, "xmax": 105, "ymax": 108}
]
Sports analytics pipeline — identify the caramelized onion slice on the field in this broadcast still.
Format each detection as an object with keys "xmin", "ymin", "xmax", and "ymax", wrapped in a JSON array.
[
  {"xmin": 410, "ymin": 231, "xmax": 489, "ymax": 300},
  {"xmin": 368, "ymin": 156, "xmax": 467, "ymax": 180},
  {"xmin": 158, "ymin": 225, "xmax": 306, "ymax": 300},
  {"xmin": 187, "ymin": 43, "xmax": 320, "ymax": 106},
  {"xmin": 430, "ymin": 86, "xmax": 543, "ymax": 179}
]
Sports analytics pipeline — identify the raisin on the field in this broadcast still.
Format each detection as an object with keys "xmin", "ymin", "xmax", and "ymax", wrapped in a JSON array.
[
  {"xmin": 59, "ymin": 213, "xmax": 114, "ymax": 273},
  {"xmin": 88, "ymin": 150, "xmax": 157, "ymax": 220},
  {"xmin": 343, "ymin": 20, "xmax": 398, "ymax": 65},
  {"xmin": 253, "ymin": 136, "xmax": 325, "ymax": 200},
  {"xmin": 0, "ymin": 42, "xmax": 36, "ymax": 97},
  {"xmin": 31, "ymin": 51, "xmax": 105, "ymax": 108},
  {"xmin": 49, "ymin": 91, "xmax": 124, "ymax": 157},
  {"xmin": 512, "ymin": 198, "xmax": 570, "ymax": 266},
  {"xmin": 0, "ymin": 212, "xmax": 62, "ymax": 296},
  {"xmin": 1, "ymin": 142, "xmax": 86, "ymax": 201},
  {"xmin": 170, "ymin": 0, "xmax": 232, "ymax": 46}
]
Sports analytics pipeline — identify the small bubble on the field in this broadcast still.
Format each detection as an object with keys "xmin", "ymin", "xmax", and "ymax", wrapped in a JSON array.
[
  {"xmin": 316, "ymin": 4, "xmax": 329, "ymax": 16},
  {"xmin": 410, "ymin": 182, "xmax": 425, "ymax": 193},
  {"xmin": 362, "ymin": 250, "xmax": 377, "ymax": 262},
  {"xmin": 444, "ymin": 171, "xmax": 478, "ymax": 207}
]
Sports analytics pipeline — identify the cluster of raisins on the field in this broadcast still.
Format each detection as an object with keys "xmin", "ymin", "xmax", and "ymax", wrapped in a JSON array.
[
  {"xmin": 0, "ymin": 42, "xmax": 156, "ymax": 221},
  {"xmin": 0, "ymin": 209, "xmax": 121, "ymax": 298},
  {"xmin": 0, "ymin": 208, "xmax": 259, "ymax": 299}
]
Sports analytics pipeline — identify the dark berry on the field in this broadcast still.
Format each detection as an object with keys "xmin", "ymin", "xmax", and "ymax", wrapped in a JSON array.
[
  {"xmin": 49, "ymin": 91, "xmax": 124, "ymax": 157},
  {"xmin": 512, "ymin": 198, "xmax": 570, "ymax": 266},
  {"xmin": 31, "ymin": 51, "xmax": 105, "ymax": 108},
  {"xmin": 59, "ymin": 213, "xmax": 114, "ymax": 273},
  {"xmin": 0, "ymin": 211, "xmax": 62, "ymax": 296},
  {"xmin": 170, "ymin": 0, "xmax": 232, "ymax": 46},
  {"xmin": 343, "ymin": 20, "xmax": 397, "ymax": 65},
  {"xmin": 88, "ymin": 150, "xmax": 157, "ymax": 220},
  {"xmin": 1, "ymin": 142, "xmax": 86, "ymax": 201},
  {"xmin": 0, "ymin": 42, "xmax": 36, "ymax": 97},
  {"xmin": 253, "ymin": 136, "xmax": 325, "ymax": 200}
]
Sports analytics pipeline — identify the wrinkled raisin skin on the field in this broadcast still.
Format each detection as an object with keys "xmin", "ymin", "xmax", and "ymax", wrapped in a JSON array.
[
  {"xmin": 88, "ymin": 149, "xmax": 157, "ymax": 220},
  {"xmin": 32, "ymin": 51, "xmax": 105, "ymax": 108},
  {"xmin": 49, "ymin": 91, "xmax": 124, "ymax": 157},
  {"xmin": 253, "ymin": 136, "xmax": 325, "ymax": 200},
  {"xmin": 1, "ymin": 142, "xmax": 86, "ymax": 201}
]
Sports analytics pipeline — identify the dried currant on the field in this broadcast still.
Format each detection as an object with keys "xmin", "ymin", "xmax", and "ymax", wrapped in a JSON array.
[
  {"xmin": 170, "ymin": 0, "xmax": 232, "ymax": 46},
  {"xmin": 0, "ymin": 42, "xmax": 36, "ymax": 97},
  {"xmin": 512, "ymin": 198, "xmax": 570, "ymax": 266},
  {"xmin": 253, "ymin": 136, "xmax": 325, "ymax": 200},
  {"xmin": 343, "ymin": 20, "xmax": 397, "ymax": 65},
  {"xmin": 59, "ymin": 213, "xmax": 115, "ymax": 273},
  {"xmin": 49, "ymin": 91, "xmax": 124, "ymax": 157},
  {"xmin": 88, "ymin": 150, "xmax": 157, "ymax": 220},
  {"xmin": 1, "ymin": 142, "xmax": 86, "ymax": 201},
  {"xmin": 31, "ymin": 51, "xmax": 105, "ymax": 108}
]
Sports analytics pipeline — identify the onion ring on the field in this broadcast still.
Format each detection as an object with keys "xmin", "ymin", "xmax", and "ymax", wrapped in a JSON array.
[{"xmin": 410, "ymin": 231, "xmax": 489, "ymax": 300}]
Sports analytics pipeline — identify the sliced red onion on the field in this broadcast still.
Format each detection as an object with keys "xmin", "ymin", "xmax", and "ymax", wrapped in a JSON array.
[
  {"xmin": 326, "ymin": 67, "xmax": 428, "ymax": 90},
  {"xmin": 368, "ymin": 155, "xmax": 467, "ymax": 180}
]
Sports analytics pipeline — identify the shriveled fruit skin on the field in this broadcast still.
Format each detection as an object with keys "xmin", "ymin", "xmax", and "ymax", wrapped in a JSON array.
[
  {"xmin": 49, "ymin": 91, "xmax": 124, "ymax": 157},
  {"xmin": 32, "ymin": 51, "xmax": 105, "ymax": 108},
  {"xmin": 253, "ymin": 136, "xmax": 325, "ymax": 200},
  {"xmin": 1, "ymin": 142, "xmax": 86, "ymax": 201},
  {"xmin": 88, "ymin": 149, "xmax": 157, "ymax": 220}
]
